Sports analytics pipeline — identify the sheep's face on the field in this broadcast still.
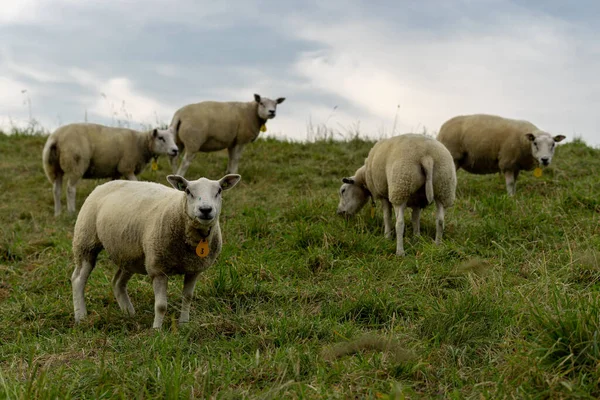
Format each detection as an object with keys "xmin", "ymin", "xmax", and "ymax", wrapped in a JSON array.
[
  {"xmin": 337, "ymin": 177, "xmax": 370, "ymax": 217},
  {"xmin": 254, "ymin": 94, "xmax": 285, "ymax": 120},
  {"xmin": 151, "ymin": 127, "xmax": 179, "ymax": 157},
  {"xmin": 167, "ymin": 174, "xmax": 241, "ymax": 226},
  {"xmin": 526, "ymin": 131, "xmax": 566, "ymax": 167}
]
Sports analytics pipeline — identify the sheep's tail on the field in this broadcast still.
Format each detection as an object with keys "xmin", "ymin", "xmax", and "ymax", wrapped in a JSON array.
[
  {"xmin": 421, "ymin": 155, "xmax": 434, "ymax": 204},
  {"xmin": 42, "ymin": 137, "xmax": 61, "ymax": 183},
  {"xmin": 170, "ymin": 114, "xmax": 183, "ymax": 148}
]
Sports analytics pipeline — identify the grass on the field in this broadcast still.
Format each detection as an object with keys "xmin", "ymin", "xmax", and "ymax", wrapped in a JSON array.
[{"xmin": 1, "ymin": 130, "xmax": 600, "ymax": 398}]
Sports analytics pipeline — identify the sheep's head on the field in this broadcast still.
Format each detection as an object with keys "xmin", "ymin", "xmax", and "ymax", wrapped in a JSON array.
[
  {"xmin": 254, "ymin": 94, "xmax": 285, "ymax": 120},
  {"xmin": 151, "ymin": 127, "xmax": 179, "ymax": 157},
  {"xmin": 525, "ymin": 131, "xmax": 566, "ymax": 167},
  {"xmin": 337, "ymin": 176, "xmax": 371, "ymax": 217},
  {"xmin": 167, "ymin": 174, "xmax": 241, "ymax": 226}
]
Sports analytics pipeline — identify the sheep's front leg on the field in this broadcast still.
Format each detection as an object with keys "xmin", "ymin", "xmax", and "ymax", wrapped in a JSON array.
[
  {"xmin": 169, "ymin": 154, "xmax": 180, "ymax": 174},
  {"xmin": 179, "ymin": 272, "xmax": 200, "ymax": 325},
  {"xmin": 227, "ymin": 144, "xmax": 245, "ymax": 174},
  {"xmin": 53, "ymin": 175, "xmax": 63, "ymax": 217},
  {"xmin": 125, "ymin": 173, "xmax": 138, "ymax": 181},
  {"xmin": 504, "ymin": 170, "xmax": 517, "ymax": 196},
  {"xmin": 411, "ymin": 207, "xmax": 421, "ymax": 236},
  {"xmin": 435, "ymin": 201, "xmax": 445, "ymax": 245},
  {"xmin": 381, "ymin": 198, "xmax": 393, "ymax": 239},
  {"xmin": 394, "ymin": 202, "xmax": 407, "ymax": 256},
  {"xmin": 151, "ymin": 275, "xmax": 168, "ymax": 329},
  {"xmin": 112, "ymin": 268, "xmax": 135, "ymax": 316}
]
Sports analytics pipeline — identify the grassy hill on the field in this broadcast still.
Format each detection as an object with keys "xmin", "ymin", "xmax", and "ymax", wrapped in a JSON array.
[{"xmin": 1, "ymin": 130, "xmax": 600, "ymax": 398}]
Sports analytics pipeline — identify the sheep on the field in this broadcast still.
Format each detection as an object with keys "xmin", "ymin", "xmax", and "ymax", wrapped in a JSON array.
[
  {"xmin": 169, "ymin": 94, "xmax": 285, "ymax": 177},
  {"xmin": 71, "ymin": 173, "xmax": 241, "ymax": 329},
  {"xmin": 436, "ymin": 114, "xmax": 566, "ymax": 195},
  {"xmin": 337, "ymin": 134, "xmax": 456, "ymax": 256},
  {"xmin": 42, "ymin": 123, "xmax": 179, "ymax": 216}
]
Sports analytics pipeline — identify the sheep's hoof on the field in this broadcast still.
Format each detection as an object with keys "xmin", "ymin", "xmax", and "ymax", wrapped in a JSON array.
[{"xmin": 396, "ymin": 250, "xmax": 405, "ymax": 257}]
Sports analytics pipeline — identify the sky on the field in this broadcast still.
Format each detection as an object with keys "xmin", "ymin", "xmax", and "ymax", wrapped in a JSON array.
[{"xmin": 1, "ymin": 0, "xmax": 600, "ymax": 145}]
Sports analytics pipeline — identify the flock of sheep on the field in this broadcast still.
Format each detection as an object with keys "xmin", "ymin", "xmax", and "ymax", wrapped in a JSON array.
[{"xmin": 40, "ymin": 94, "xmax": 566, "ymax": 328}]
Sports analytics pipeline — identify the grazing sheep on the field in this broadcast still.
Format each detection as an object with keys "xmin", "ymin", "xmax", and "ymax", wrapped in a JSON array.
[
  {"xmin": 169, "ymin": 94, "xmax": 285, "ymax": 176},
  {"xmin": 437, "ymin": 114, "xmax": 566, "ymax": 195},
  {"xmin": 337, "ymin": 134, "xmax": 456, "ymax": 256},
  {"xmin": 42, "ymin": 123, "xmax": 179, "ymax": 216},
  {"xmin": 71, "ymin": 173, "xmax": 241, "ymax": 329}
]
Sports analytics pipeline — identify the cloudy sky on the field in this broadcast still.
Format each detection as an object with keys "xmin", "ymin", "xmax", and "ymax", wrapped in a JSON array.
[{"xmin": 2, "ymin": 0, "xmax": 600, "ymax": 145}]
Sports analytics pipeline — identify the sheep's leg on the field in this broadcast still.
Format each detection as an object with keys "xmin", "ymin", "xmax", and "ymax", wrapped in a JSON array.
[
  {"xmin": 381, "ymin": 198, "xmax": 393, "ymax": 239},
  {"xmin": 179, "ymin": 272, "xmax": 200, "ymax": 325},
  {"xmin": 504, "ymin": 170, "xmax": 516, "ymax": 196},
  {"xmin": 394, "ymin": 202, "xmax": 407, "ymax": 256},
  {"xmin": 124, "ymin": 173, "xmax": 138, "ymax": 181},
  {"xmin": 435, "ymin": 201, "xmax": 445, "ymax": 245},
  {"xmin": 112, "ymin": 268, "xmax": 135, "ymax": 316},
  {"xmin": 72, "ymin": 253, "xmax": 97, "ymax": 323},
  {"xmin": 151, "ymin": 274, "xmax": 168, "ymax": 329},
  {"xmin": 53, "ymin": 174, "xmax": 63, "ymax": 217},
  {"xmin": 66, "ymin": 176, "xmax": 80, "ymax": 214},
  {"xmin": 169, "ymin": 154, "xmax": 179, "ymax": 174},
  {"xmin": 226, "ymin": 144, "xmax": 245, "ymax": 174},
  {"xmin": 176, "ymin": 149, "xmax": 196, "ymax": 178},
  {"xmin": 412, "ymin": 207, "xmax": 421, "ymax": 236}
]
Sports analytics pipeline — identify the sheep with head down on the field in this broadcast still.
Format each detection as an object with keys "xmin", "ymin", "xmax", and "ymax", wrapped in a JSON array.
[
  {"xmin": 42, "ymin": 123, "xmax": 179, "ymax": 216},
  {"xmin": 337, "ymin": 134, "xmax": 457, "ymax": 256},
  {"xmin": 437, "ymin": 114, "xmax": 566, "ymax": 195},
  {"xmin": 71, "ymin": 173, "xmax": 241, "ymax": 329},
  {"xmin": 169, "ymin": 93, "xmax": 285, "ymax": 176}
]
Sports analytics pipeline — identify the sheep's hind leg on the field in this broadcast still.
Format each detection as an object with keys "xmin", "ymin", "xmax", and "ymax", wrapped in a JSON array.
[
  {"xmin": 179, "ymin": 272, "xmax": 201, "ymax": 325},
  {"xmin": 66, "ymin": 175, "xmax": 80, "ymax": 215},
  {"xmin": 72, "ymin": 252, "xmax": 98, "ymax": 323},
  {"xmin": 381, "ymin": 198, "xmax": 393, "ymax": 239},
  {"xmin": 504, "ymin": 170, "xmax": 517, "ymax": 196},
  {"xmin": 394, "ymin": 202, "xmax": 407, "ymax": 256},
  {"xmin": 176, "ymin": 149, "xmax": 196, "ymax": 178},
  {"xmin": 151, "ymin": 275, "xmax": 168, "ymax": 329},
  {"xmin": 112, "ymin": 268, "xmax": 135, "ymax": 316},
  {"xmin": 53, "ymin": 174, "xmax": 63, "ymax": 216},
  {"xmin": 435, "ymin": 201, "xmax": 445, "ymax": 245},
  {"xmin": 226, "ymin": 144, "xmax": 245, "ymax": 174},
  {"xmin": 411, "ymin": 207, "xmax": 421, "ymax": 236}
]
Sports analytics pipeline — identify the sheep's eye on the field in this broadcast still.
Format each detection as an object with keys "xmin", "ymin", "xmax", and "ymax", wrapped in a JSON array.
[
  {"xmin": 216, "ymin": 188, "xmax": 222, "ymax": 197},
  {"xmin": 185, "ymin": 188, "xmax": 190, "ymax": 195},
  {"xmin": 158, "ymin": 136, "xmax": 166, "ymax": 142},
  {"xmin": 341, "ymin": 188, "xmax": 346, "ymax": 195}
]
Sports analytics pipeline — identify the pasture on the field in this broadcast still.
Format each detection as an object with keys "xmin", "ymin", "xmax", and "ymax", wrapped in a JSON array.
[{"xmin": 1, "ymin": 130, "xmax": 600, "ymax": 398}]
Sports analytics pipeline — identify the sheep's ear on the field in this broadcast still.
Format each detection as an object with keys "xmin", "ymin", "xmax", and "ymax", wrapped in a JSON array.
[
  {"xmin": 167, "ymin": 175, "xmax": 189, "ymax": 191},
  {"xmin": 254, "ymin": 94, "xmax": 261, "ymax": 103},
  {"xmin": 342, "ymin": 177, "xmax": 355, "ymax": 184},
  {"xmin": 276, "ymin": 97, "xmax": 286, "ymax": 104},
  {"xmin": 219, "ymin": 174, "xmax": 241, "ymax": 191},
  {"xmin": 554, "ymin": 135, "xmax": 566, "ymax": 143},
  {"xmin": 525, "ymin": 133, "xmax": 536, "ymax": 142},
  {"xmin": 152, "ymin": 128, "xmax": 158, "ymax": 137}
]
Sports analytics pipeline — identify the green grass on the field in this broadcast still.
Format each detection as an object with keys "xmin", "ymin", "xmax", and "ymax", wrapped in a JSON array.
[{"xmin": 1, "ymin": 130, "xmax": 600, "ymax": 398}]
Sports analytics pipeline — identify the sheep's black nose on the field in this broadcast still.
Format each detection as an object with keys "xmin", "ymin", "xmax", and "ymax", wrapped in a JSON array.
[
  {"xmin": 199, "ymin": 206, "xmax": 213, "ymax": 216},
  {"xmin": 170, "ymin": 148, "xmax": 178, "ymax": 156},
  {"xmin": 269, "ymin": 110, "xmax": 276, "ymax": 115},
  {"xmin": 541, "ymin": 157, "xmax": 549, "ymax": 165}
]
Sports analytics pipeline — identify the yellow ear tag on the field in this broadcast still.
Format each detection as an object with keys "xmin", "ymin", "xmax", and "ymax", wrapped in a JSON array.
[
  {"xmin": 533, "ymin": 167, "xmax": 543, "ymax": 178},
  {"xmin": 260, "ymin": 124, "xmax": 267, "ymax": 132},
  {"xmin": 151, "ymin": 159, "xmax": 158, "ymax": 171},
  {"xmin": 196, "ymin": 239, "xmax": 209, "ymax": 258}
]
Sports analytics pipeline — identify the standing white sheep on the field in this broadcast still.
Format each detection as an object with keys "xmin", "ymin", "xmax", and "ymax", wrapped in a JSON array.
[
  {"xmin": 71, "ymin": 173, "xmax": 241, "ymax": 329},
  {"xmin": 42, "ymin": 123, "xmax": 179, "ymax": 216},
  {"xmin": 169, "ymin": 94, "xmax": 285, "ymax": 177},
  {"xmin": 437, "ymin": 114, "xmax": 566, "ymax": 195},
  {"xmin": 337, "ymin": 134, "xmax": 456, "ymax": 256}
]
